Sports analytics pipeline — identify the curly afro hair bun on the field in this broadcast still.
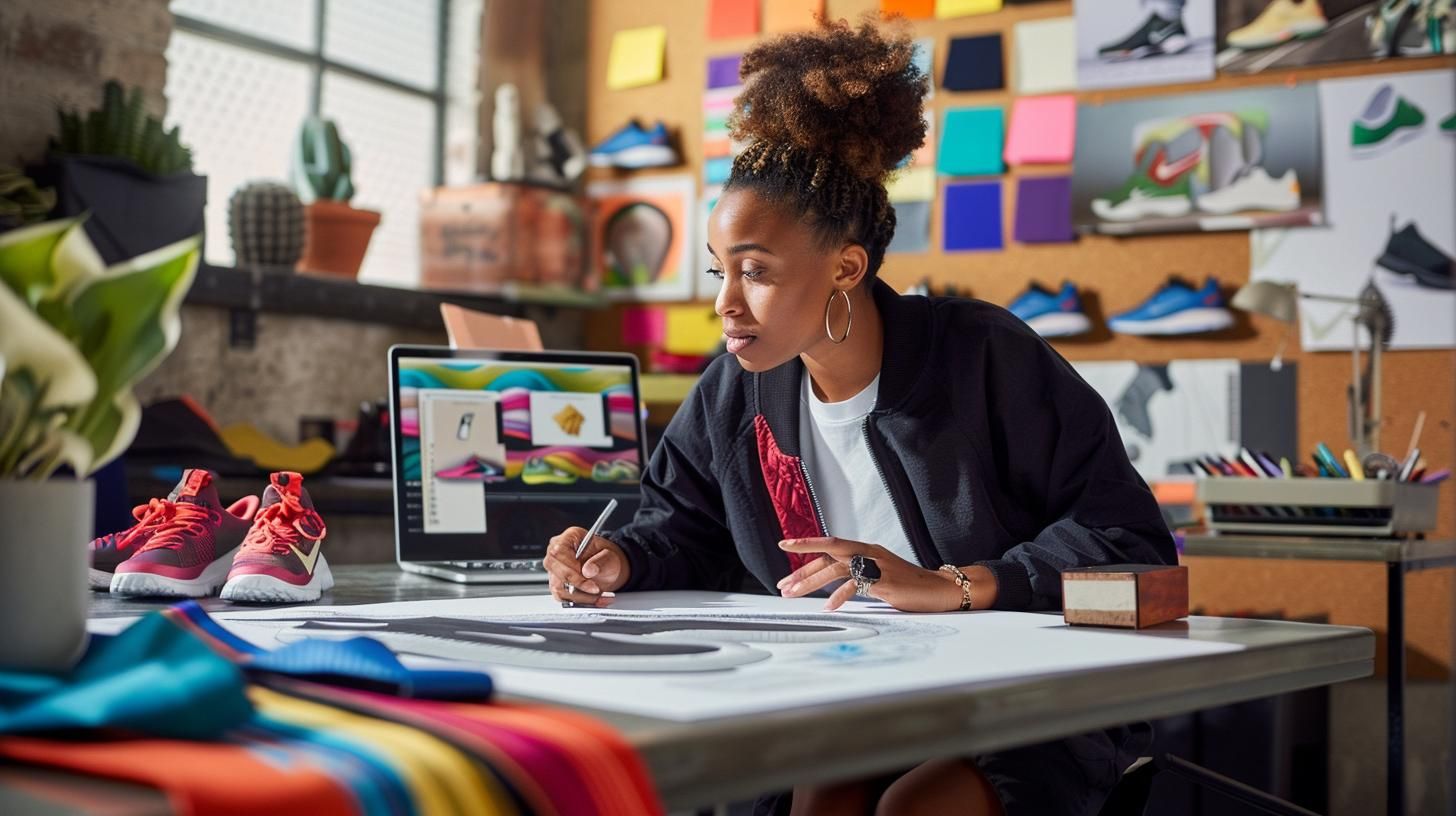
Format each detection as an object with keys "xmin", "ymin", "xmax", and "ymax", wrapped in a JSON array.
[{"xmin": 729, "ymin": 16, "xmax": 928, "ymax": 183}]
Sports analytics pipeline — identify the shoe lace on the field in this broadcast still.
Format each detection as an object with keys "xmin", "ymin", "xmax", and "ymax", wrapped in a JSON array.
[
  {"xmin": 132, "ymin": 500, "xmax": 216, "ymax": 553},
  {"xmin": 242, "ymin": 492, "xmax": 326, "ymax": 556}
]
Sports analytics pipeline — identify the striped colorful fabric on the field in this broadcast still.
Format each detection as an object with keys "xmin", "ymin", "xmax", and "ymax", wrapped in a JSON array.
[{"xmin": 0, "ymin": 604, "xmax": 663, "ymax": 816}]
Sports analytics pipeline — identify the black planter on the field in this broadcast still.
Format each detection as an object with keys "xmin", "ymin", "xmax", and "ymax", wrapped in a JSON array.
[{"xmin": 30, "ymin": 155, "xmax": 207, "ymax": 265}]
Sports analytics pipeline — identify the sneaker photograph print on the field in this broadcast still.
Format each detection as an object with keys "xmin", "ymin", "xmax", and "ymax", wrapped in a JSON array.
[
  {"xmin": 108, "ymin": 469, "xmax": 257, "ymax": 598},
  {"xmin": 1226, "ymin": 0, "xmax": 1330, "ymax": 50},
  {"xmin": 1352, "ymin": 84, "xmax": 1426, "ymax": 156},
  {"xmin": 220, "ymin": 472, "xmax": 334, "ymax": 604},
  {"xmin": 1098, "ymin": 11, "xmax": 1191, "ymax": 60},
  {"xmin": 1108, "ymin": 277, "xmax": 1236, "ymax": 335}
]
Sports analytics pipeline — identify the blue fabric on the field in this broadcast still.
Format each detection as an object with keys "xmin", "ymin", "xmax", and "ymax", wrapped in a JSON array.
[
  {"xmin": 0, "ymin": 613, "xmax": 252, "ymax": 739},
  {"xmin": 171, "ymin": 601, "xmax": 493, "ymax": 700},
  {"xmin": 244, "ymin": 717, "xmax": 413, "ymax": 816}
]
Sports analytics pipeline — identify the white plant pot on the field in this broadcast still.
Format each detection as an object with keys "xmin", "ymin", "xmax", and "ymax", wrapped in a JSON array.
[{"xmin": 0, "ymin": 479, "xmax": 93, "ymax": 672}]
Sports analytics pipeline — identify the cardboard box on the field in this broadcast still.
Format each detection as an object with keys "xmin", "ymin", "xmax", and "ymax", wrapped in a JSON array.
[{"xmin": 419, "ymin": 182, "xmax": 589, "ymax": 295}]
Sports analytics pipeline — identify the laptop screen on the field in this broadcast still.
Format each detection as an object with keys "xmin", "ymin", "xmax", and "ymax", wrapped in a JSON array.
[{"xmin": 390, "ymin": 347, "xmax": 644, "ymax": 564}]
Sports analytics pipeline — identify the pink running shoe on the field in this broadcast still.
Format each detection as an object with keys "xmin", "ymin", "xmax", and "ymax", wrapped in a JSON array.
[
  {"xmin": 221, "ymin": 471, "xmax": 334, "ymax": 603},
  {"xmin": 108, "ymin": 469, "xmax": 258, "ymax": 597}
]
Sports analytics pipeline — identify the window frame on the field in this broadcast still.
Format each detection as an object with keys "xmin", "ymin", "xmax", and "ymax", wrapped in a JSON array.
[{"xmin": 171, "ymin": 0, "xmax": 451, "ymax": 184}]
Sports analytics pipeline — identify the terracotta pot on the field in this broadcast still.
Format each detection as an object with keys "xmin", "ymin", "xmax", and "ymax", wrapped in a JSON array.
[{"xmin": 299, "ymin": 200, "xmax": 381, "ymax": 279}]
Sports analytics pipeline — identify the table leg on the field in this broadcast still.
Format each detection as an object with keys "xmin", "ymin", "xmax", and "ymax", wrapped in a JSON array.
[{"xmin": 1387, "ymin": 561, "xmax": 1404, "ymax": 816}]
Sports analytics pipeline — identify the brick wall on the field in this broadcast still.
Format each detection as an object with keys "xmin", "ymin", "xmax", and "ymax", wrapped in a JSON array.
[{"xmin": 0, "ymin": 0, "xmax": 172, "ymax": 165}]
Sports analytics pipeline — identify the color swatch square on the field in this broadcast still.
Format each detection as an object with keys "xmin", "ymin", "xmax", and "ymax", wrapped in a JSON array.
[
  {"xmin": 943, "ymin": 181, "xmax": 1003, "ymax": 251},
  {"xmin": 1013, "ymin": 176, "xmax": 1074, "ymax": 244},
  {"xmin": 888, "ymin": 201, "xmax": 933, "ymax": 254},
  {"xmin": 943, "ymin": 34, "xmax": 1003, "ymax": 92},
  {"xmin": 937, "ymin": 107, "xmax": 1004, "ymax": 177},
  {"xmin": 708, "ymin": 0, "xmax": 759, "ymax": 39},
  {"xmin": 1004, "ymin": 95, "xmax": 1076, "ymax": 165}
]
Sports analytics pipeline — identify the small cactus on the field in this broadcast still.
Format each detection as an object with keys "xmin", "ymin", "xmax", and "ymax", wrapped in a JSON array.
[
  {"xmin": 228, "ymin": 181, "xmax": 305, "ymax": 267},
  {"xmin": 292, "ymin": 117, "xmax": 356, "ymax": 204},
  {"xmin": 50, "ymin": 81, "xmax": 194, "ymax": 175}
]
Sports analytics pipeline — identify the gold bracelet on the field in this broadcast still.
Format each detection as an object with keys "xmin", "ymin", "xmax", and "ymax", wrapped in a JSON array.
[{"xmin": 938, "ymin": 564, "xmax": 973, "ymax": 611}]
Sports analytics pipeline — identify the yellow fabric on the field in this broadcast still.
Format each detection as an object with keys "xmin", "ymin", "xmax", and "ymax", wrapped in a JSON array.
[
  {"xmin": 935, "ymin": 0, "xmax": 1000, "ymax": 18},
  {"xmin": 219, "ymin": 423, "xmax": 335, "ymax": 474},
  {"xmin": 250, "ymin": 687, "xmax": 513, "ymax": 816},
  {"xmin": 606, "ymin": 26, "xmax": 667, "ymax": 90}
]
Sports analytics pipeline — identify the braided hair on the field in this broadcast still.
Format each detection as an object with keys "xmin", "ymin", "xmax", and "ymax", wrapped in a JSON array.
[{"xmin": 725, "ymin": 16, "xmax": 928, "ymax": 279}]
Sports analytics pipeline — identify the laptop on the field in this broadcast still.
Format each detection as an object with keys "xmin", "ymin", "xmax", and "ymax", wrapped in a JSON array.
[{"xmin": 387, "ymin": 345, "xmax": 647, "ymax": 583}]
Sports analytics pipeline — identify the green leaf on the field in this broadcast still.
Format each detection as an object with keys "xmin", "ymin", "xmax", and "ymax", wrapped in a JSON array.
[
  {"xmin": 78, "ymin": 389, "xmax": 138, "ymax": 474},
  {"xmin": 67, "ymin": 235, "xmax": 199, "ymax": 406},
  {"xmin": 0, "ymin": 281, "xmax": 96, "ymax": 410},
  {"xmin": 0, "ymin": 218, "xmax": 78, "ymax": 306}
]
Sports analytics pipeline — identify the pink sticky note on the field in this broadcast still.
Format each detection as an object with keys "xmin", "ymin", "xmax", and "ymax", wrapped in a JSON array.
[
  {"xmin": 622, "ymin": 306, "xmax": 666, "ymax": 345},
  {"xmin": 1004, "ymin": 95, "xmax": 1076, "ymax": 166}
]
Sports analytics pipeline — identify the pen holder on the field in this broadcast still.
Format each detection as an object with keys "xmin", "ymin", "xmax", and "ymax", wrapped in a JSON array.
[{"xmin": 1198, "ymin": 479, "xmax": 1439, "ymax": 537}]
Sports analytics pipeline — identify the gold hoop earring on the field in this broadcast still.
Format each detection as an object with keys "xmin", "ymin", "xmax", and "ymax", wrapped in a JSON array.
[{"xmin": 824, "ymin": 289, "xmax": 852, "ymax": 344}]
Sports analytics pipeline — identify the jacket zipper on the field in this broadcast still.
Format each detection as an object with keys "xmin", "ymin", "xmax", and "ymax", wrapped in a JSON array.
[
  {"xmin": 862, "ymin": 416, "xmax": 936, "ymax": 567},
  {"xmin": 798, "ymin": 460, "xmax": 829, "ymax": 536}
]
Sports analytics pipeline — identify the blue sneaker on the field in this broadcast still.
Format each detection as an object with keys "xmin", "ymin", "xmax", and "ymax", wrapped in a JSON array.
[
  {"xmin": 1109, "ymin": 277, "xmax": 1234, "ymax": 335},
  {"xmin": 589, "ymin": 120, "xmax": 678, "ymax": 169},
  {"xmin": 1008, "ymin": 281, "xmax": 1092, "ymax": 338}
]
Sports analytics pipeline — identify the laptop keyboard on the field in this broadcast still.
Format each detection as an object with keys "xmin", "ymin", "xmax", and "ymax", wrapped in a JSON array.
[{"xmin": 444, "ymin": 560, "xmax": 546, "ymax": 572}]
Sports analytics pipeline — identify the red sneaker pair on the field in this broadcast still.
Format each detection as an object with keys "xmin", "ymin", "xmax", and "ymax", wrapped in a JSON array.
[{"xmin": 90, "ymin": 469, "xmax": 333, "ymax": 603}]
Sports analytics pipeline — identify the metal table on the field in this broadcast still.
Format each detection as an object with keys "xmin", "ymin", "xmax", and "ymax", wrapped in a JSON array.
[
  {"xmin": 1182, "ymin": 535, "xmax": 1456, "ymax": 816},
  {"xmin": 70, "ymin": 564, "xmax": 1377, "ymax": 812}
]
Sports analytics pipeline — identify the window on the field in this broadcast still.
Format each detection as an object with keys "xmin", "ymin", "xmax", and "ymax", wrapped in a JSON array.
[{"xmin": 166, "ymin": 0, "xmax": 480, "ymax": 288}]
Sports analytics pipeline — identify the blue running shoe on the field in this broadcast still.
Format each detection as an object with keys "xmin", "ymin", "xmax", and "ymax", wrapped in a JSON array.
[
  {"xmin": 589, "ymin": 120, "xmax": 678, "ymax": 169},
  {"xmin": 1008, "ymin": 281, "xmax": 1092, "ymax": 337},
  {"xmin": 1109, "ymin": 276, "xmax": 1234, "ymax": 335}
]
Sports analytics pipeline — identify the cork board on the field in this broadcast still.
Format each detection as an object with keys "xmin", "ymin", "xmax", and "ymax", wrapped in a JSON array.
[{"xmin": 583, "ymin": 1, "xmax": 1455, "ymax": 673}]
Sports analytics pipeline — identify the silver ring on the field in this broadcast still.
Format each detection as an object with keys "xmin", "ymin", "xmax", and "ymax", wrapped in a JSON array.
[{"xmin": 849, "ymin": 555, "xmax": 879, "ymax": 597}]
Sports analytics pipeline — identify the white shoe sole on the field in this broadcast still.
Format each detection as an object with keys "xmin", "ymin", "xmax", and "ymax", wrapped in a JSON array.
[
  {"xmin": 588, "ymin": 144, "xmax": 678, "ymax": 169},
  {"xmin": 220, "ymin": 556, "xmax": 334, "ymax": 604},
  {"xmin": 1196, "ymin": 174, "xmax": 1300, "ymax": 214},
  {"xmin": 1092, "ymin": 195, "xmax": 1192, "ymax": 221},
  {"xmin": 1110, "ymin": 308, "xmax": 1234, "ymax": 335},
  {"xmin": 110, "ymin": 546, "xmax": 241, "ymax": 598},
  {"xmin": 1025, "ymin": 312, "xmax": 1093, "ymax": 337}
]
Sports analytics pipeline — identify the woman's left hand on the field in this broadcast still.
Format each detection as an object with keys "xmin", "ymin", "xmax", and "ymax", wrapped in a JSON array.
[{"xmin": 777, "ymin": 537, "xmax": 961, "ymax": 612}]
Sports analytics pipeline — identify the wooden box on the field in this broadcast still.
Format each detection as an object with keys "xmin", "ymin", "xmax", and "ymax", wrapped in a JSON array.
[
  {"xmin": 418, "ymin": 182, "xmax": 589, "ymax": 296},
  {"xmin": 1062, "ymin": 565, "xmax": 1189, "ymax": 629}
]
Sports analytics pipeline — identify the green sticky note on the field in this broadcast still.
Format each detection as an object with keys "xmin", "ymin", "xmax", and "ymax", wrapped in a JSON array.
[{"xmin": 937, "ymin": 107, "xmax": 1004, "ymax": 177}]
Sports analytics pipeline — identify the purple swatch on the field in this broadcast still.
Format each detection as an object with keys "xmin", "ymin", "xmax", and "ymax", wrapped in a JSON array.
[
  {"xmin": 707, "ymin": 55, "xmax": 743, "ymax": 89},
  {"xmin": 943, "ymin": 182, "xmax": 1003, "ymax": 252},
  {"xmin": 1013, "ymin": 176, "xmax": 1074, "ymax": 244}
]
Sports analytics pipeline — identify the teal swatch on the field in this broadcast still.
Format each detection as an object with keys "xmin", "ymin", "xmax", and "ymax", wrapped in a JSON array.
[{"xmin": 938, "ymin": 107, "xmax": 1004, "ymax": 177}]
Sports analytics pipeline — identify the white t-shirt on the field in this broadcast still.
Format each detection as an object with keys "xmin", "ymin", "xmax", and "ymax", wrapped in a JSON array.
[{"xmin": 798, "ymin": 369, "xmax": 920, "ymax": 566}]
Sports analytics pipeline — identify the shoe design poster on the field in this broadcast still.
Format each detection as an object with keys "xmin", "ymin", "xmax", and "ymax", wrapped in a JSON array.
[
  {"xmin": 1251, "ymin": 69, "xmax": 1455, "ymax": 350},
  {"xmin": 194, "ymin": 593, "xmax": 1240, "ymax": 722},
  {"xmin": 1077, "ymin": 0, "xmax": 1217, "ymax": 91},
  {"xmin": 1071, "ymin": 359, "xmax": 1241, "ymax": 480},
  {"xmin": 588, "ymin": 175, "xmax": 696, "ymax": 302},
  {"xmin": 1072, "ymin": 84, "xmax": 1325, "ymax": 235},
  {"xmin": 1218, "ymin": 0, "xmax": 1454, "ymax": 75}
]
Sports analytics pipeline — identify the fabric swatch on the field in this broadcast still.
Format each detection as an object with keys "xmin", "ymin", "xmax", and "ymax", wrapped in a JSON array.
[
  {"xmin": 888, "ymin": 201, "xmax": 933, "ymax": 254},
  {"xmin": 1013, "ymin": 17, "xmax": 1076, "ymax": 94},
  {"xmin": 943, "ymin": 181, "xmax": 1003, "ymax": 251},
  {"xmin": 881, "ymin": 0, "xmax": 935, "ymax": 18},
  {"xmin": 943, "ymin": 34, "xmax": 1004, "ymax": 92},
  {"xmin": 708, "ymin": 0, "xmax": 759, "ymax": 39},
  {"xmin": 1004, "ymin": 95, "xmax": 1076, "ymax": 165},
  {"xmin": 936, "ymin": 0, "xmax": 1002, "ymax": 18},
  {"xmin": 887, "ymin": 167, "xmax": 937, "ymax": 203},
  {"xmin": 706, "ymin": 54, "xmax": 742, "ymax": 90},
  {"xmin": 764, "ymin": 0, "xmax": 824, "ymax": 33},
  {"xmin": 937, "ymin": 107, "xmax": 1004, "ymax": 177},
  {"xmin": 606, "ymin": 26, "xmax": 667, "ymax": 90},
  {"xmin": 1013, "ymin": 176, "xmax": 1074, "ymax": 244}
]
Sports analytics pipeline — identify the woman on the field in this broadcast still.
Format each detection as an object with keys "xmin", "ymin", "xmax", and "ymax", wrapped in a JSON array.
[{"xmin": 543, "ymin": 17, "xmax": 1174, "ymax": 816}]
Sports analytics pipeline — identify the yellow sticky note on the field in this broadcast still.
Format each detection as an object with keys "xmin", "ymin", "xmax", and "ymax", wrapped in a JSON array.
[
  {"xmin": 607, "ymin": 26, "xmax": 667, "ymax": 90},
  {"xmin": 886, "ymin": 166, "xmax": 936, "ymax": 203},
  {"xmin": 935, "ymin": 0, "xmax": 1001, "ymax": 18},
  {"xmin": 664, "ymin": 304, "xmax": 723, "ymax": 356}
]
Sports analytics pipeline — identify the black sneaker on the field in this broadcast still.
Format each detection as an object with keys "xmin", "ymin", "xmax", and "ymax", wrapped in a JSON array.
[
  {"xmin": 1377, "ymin": 220, "xmax": 1454, "ymax": 290},
  {"xmin": 1098, "ymin": 13, "xmax": 1191, "ymax": 60}
]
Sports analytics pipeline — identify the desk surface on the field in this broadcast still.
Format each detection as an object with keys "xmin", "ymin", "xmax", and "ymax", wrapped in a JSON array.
[
  {"xmin": 79, "ymin": 564, "xmax": 1376, "ymax": 810},
  {"xmin": 1183, "ymin": 534, "xmax": 1456, "ymax": 568}
]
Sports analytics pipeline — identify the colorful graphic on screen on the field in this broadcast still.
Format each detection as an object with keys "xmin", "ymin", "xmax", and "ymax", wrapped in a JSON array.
[{"xmin": 398, "ymin": 359, "xmax": 640, "ymax": 488}]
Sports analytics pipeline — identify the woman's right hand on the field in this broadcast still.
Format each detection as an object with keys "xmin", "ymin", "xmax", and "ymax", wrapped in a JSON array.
[{"xmin": 543, "ymin": 527, "xmax": 630, "ymax": 607}]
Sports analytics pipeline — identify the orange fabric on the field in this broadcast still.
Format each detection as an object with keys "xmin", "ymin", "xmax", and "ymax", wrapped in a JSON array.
[
  {"xmin": 0, "ymin": 736, "xmax": 358, "ymax": 816},
  {"xmin": 881, "ymin": 0, "xmax": 935, "ymax": 18}
]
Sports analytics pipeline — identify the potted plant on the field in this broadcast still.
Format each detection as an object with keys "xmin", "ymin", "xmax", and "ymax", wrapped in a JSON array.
[
  {"xmin": 0, "ymin": 167, "xmax": 56, "ymax": 232},
  {"xmin": 0, "ymin": 218, "xmax": 198, "ymax": 672},
  {"xmin": 293, "ymin": 117, "xmax": 380, "ymax": 278},
  {"xmin": 30, "ymin": 81, "xmax": 206, "ymax": 266}
]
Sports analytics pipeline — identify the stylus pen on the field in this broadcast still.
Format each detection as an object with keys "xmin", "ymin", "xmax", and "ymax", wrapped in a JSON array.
[{"xmin": 562, "ymin": 498, "xmax": 618, "ymax": 608}]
